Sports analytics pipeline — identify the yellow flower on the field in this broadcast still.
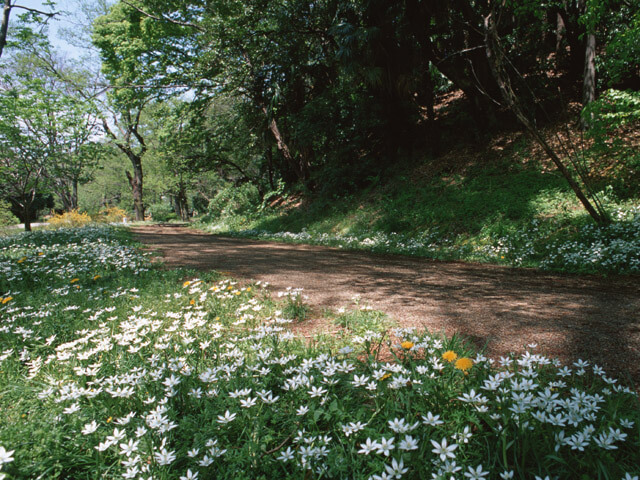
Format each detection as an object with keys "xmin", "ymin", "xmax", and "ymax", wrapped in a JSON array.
[
  {"xmin": 93, "ymin": 275, "xmax": 101, "ymax": 280},
  {"xmin": 235, "ymin": 291, "xmax": 241, "ymax": 296},
  {"xmin": 215, "ymin": 316, "xmax": 220, "ymax": 321},
  {"xmin": 380, "ymin": 373, "xmax": 392, "ymax": 381},
  {"xmin": 1, "ymin": 296, "xmax": 12, "ymax": 304},
  {"xmin": 454, "ymin": 357, "xmax": 474, "ymax": 371},
  {"xmin": 17, "ymin": 257, "xmax": 27, "ymax": 263},
  {"xmin": 227, "ymin": 286, "xmax": 233, "ymax": 290},
  {"xmin": 189, "ymin": 299, "xmax": 195, "ymax": 305},
  {"xmin": 70, "ymin": 278, "xmax": 79, "ymax": 284},
  {"xmin": 246, "ymin": 287, "xmax": 251, "ymax": 292},
  {"xmin": 38, "ymin": 252, "xmax": 44, "ymax": 256},
  {"xmin": 106, "ymin": 416, "xmax": 112, "ymax": 423},
  {"xmin": 401, "ymin": 341, "xmax": 414, "ymax": 350},
  {"xmin": 442, "ymin": 350, "xmax": 458, "ymax": 363},
  {"xmin": 183, "ymin": 280, "xmax": 191, "ymax": 287}
]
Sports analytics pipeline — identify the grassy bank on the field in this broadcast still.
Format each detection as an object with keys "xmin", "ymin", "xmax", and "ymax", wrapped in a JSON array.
[
  {"xmin": 1, "ymin": 225, "xmax": 639, "ymax": 479},
  {"xmin": 196, "ymin": 153, "xmax": 640, "ymax": 275}
]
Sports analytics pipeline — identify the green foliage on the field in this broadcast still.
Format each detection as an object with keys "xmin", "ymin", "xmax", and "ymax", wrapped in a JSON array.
[
  {"xmin": 147, "ymin": 202, "xmax": 178, "ymax": 222},
  {"xmin": 206, "ymin": 183, "xmax": 261, "ymax": 218},
  {"xmin": 0, "ymin": 200, "xmax": 18, "ymax": 226}
]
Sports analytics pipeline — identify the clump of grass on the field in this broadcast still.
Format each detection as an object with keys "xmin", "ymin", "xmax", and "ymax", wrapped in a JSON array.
[{"xmin": 278, "ymin": 287, "xmax": 310, "ymax": 321}]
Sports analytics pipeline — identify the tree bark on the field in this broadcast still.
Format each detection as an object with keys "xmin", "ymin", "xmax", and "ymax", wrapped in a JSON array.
[
  {"xmin": 0, "ymin": 0, "xmax": 11, "ymax": 60},
  {"xmin": 581, "ymin": 32, "xmax": 596, "ymax": 128},
  {"xmin": 125, "ymin": 158, "xmax": 144, "ymax": 221}
]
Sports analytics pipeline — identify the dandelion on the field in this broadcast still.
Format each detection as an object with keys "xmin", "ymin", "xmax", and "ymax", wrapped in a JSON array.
[
  {"xmin": 455, "ymin": 357, "xmax": 473, "ymax": 372},
  {"xmin": 401, "ymin": 341, "xmax": 414, "ymax": 350},
  {"xmin": 442, "ymin": 350, "xmax": 458, "ymax": 363}
]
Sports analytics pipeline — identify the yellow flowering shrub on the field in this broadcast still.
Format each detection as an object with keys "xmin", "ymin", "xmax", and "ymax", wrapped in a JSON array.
[
  {"xmin": 93, "ymin": 206, "xmax": 128, "ymax": 223},
  {"xmin": 49, "ymin": 210, "xmax": 93, "ymax": 227}
]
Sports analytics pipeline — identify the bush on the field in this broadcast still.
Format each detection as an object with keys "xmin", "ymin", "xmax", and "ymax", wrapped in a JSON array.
[
  {"xmin": 0, "ymin": 200, "xmax": 19, "ymax": 226},
  {"xmin": 48, "ymin": 209, "xmax": 93, "ymax": 228},
  {"xmin": 207, "ymin": 183, "xmax": 261, "ymax": 217},
  {"xmin": 92, "ymin": 206, "xmax": 128, "ymax": 223},
  {"xmin": 148, "ymin": 203, "xmax": 178, "ymax": 222}
]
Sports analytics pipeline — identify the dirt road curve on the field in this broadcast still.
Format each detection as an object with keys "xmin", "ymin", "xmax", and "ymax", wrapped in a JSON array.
[{"xmin": 132, "ymin": 224, "xmax": 640, "ymax": 384}]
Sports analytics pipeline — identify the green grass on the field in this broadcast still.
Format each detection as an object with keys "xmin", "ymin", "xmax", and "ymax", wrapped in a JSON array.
[{"xmin": 1, "ymin": 226, "xmax": 639, "ymax": 479}]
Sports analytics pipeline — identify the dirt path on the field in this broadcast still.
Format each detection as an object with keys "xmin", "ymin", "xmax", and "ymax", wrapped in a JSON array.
[{"xmin": 132, "ymin": 224, "xmax": 640, "ymax": 384}]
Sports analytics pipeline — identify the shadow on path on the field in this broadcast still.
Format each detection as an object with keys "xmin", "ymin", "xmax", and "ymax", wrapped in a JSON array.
[{"xmin": 133, "ymin": 224, "xmax": 640, "ymax": 385}]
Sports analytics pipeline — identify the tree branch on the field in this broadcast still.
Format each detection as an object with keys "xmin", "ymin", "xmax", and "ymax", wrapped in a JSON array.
[
  {"xmin": 11, "ymin": 4, "xmax": 58, "ymax": 18},
  {"xmin": 121, "ymin": 0, "xmax": 204, "ymax": 32}
]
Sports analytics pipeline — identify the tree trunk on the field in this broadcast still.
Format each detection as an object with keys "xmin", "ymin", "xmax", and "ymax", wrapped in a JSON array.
[
  {"xmin": 23, "ymin": 203, "xmax": 31, "ymax": 232},
  {"xmin": 125, "ymin": 157, "xmax": 144, "ymax": 221},
  {"xmin": 71, "ymin": 177, "xmax": 78, "ymax": 210},
  {"xmin": 581, "ymin": 32, "xmax": 596, "ymax": 128},
  {"xmin": 262, "ymin": 106, "xmax": 306, "ymax": 184},
  {"xmin": 0, "ymin": 0, "xmax": 11, "ymax": 60}
]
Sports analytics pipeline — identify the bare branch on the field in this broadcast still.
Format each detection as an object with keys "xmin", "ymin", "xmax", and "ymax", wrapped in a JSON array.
[{"xmin": 11, "ymin": 4, "xmax": 58, "ymax": 18}]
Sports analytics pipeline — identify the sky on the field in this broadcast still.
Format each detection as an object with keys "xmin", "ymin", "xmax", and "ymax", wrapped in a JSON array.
[{"xmin": 15, "ymin": 0, "xmax": 92, "ymax": 61}]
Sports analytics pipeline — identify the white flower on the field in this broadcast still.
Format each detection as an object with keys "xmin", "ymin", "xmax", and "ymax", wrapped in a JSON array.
[
  {"xmin": 430, "ymin": 437, "xmax": 458, "ymax": 462},
  {"xmin": 464, "ymin": 464, "xmax": 489, "ymax": 480},
  {"xmin": 119, "ymin": 439, "xmax": 139, "ymax": 457},
  {"xmin": 81, "ymin": 421, "xmax": 99, "ymax": 435},
  {"xmin": 385, "ymin": 457, "xmax": 409, "ymax": 478},
  {"xmin": 296, "ymin": 405, "xmax": 309, "ymax": 416},
  {"xmin": 358, "ymin": 438, "xmax": 380, "ymax": 455},
  {"xmin": 422, "ymin": 412, "xmax": 444, "ymax": 426},
  {"xmin": 240, "ymin": 397, "xmax": 257, "ymax": 408},
  {"xmin": 216, "ymin": 410, "xmax": 237, "ymax": 425},
  {"xmin": 376, "ymin": 437, "xmax": 395, "ymax": 456},
  {"xmin": 0, "ymin": 446, "xmax": 15, "ymax": 465},
  {"xmin": 276, "ymin": 447, "xmax": 295, "ymax": 462},
  {"xmin": 180, "ymin": 469, "xmax": 198, "ymax": 480},
  {"xmin": 154, "ymin": 447, "xmax": 177, "ymax": 466},
  {"xmin": 399, "ymin": 435, "xmax": 418, "ymax": 451},
  {"xmin": 500, "ymin": 471, "xmax": 514, "ymax": 479}
]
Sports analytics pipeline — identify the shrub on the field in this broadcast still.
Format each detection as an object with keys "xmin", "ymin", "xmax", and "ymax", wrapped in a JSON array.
[
  {"xmin": 0, "ymin": 200, "xmax": 18, "ymax": 226},
  {"xmin": 148, "ymin": 203, "xmax": 178, "ymax": 222},
  {"xmin": 48, "ymin": 209, "xmax": 93, "ymax": 228},
  {"xmin": 207, "ymin": 183, "xmax": 261, "ymax": 217},
  {"xmin": 92, "ymin": 206, "xmax": 128, "ymax": 223}
]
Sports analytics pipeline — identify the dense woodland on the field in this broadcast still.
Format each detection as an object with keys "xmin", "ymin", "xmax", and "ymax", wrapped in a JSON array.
[{"xmin": 0, "ymin": 0, "xmax": 639, "ymax": 230}]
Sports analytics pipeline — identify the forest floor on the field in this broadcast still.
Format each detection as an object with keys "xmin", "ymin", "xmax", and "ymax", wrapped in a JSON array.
[{"xmin": 132, "ymin": 223, "xmax": 640, "ymax": 385}]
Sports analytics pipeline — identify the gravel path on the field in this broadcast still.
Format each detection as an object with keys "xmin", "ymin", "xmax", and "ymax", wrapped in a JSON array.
[{"xmin": 132, "ymin": 224, "xmax": 640, "ymax": 385}]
